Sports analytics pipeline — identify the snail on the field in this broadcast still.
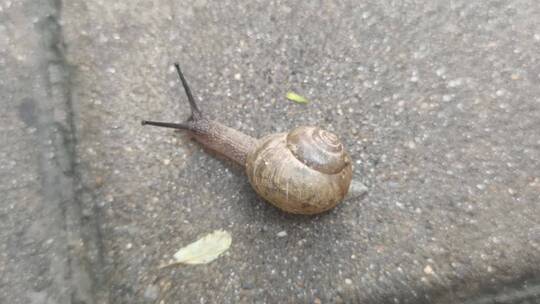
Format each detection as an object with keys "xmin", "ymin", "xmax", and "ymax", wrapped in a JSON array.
[{"xmin": 142, "ymin": 64, "xmax": 352, "ymax": 214}]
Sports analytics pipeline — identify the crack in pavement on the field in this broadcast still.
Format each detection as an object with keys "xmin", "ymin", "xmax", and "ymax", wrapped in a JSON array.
[{"xmin": 33, "ymin": 1, "xmax": 102, "ymax": 303}]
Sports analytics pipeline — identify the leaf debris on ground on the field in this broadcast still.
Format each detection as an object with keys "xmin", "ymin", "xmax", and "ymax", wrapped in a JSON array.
[
  {"xmin": 162, "ymin": 230, "xmax": 232, "ymax": 267},
  {"xmin": 286, "ymin": 91, "xmax": 309, "ymax": 104}
]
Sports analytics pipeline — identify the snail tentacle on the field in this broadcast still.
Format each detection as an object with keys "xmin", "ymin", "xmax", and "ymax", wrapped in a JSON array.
[
  {"xmin": 174, "ymin": 63, "xmax": 203, "ymax": 120},
  {"xmin": 141, "ymin": 120, "xmax": 193, "ymax": 131},
  {"xmin": 140, "ymin": 63, "xmax": 202, "ymax": 129}
]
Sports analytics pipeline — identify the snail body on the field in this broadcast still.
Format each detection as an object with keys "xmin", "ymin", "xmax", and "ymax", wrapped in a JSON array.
[{"xmin": 142, "ymin": 64, "xmax": 352, "ymax": 215}]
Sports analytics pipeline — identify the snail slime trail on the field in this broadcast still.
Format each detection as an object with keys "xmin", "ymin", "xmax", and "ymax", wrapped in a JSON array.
[{"xmin": 142, "ymin": 64, "xmax": 353, "ymax": 215}]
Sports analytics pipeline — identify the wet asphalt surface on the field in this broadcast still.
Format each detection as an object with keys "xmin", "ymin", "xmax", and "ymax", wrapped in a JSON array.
[{"xmin": 1, "ymin": 1, "xmax": 540, "ymax": 303}]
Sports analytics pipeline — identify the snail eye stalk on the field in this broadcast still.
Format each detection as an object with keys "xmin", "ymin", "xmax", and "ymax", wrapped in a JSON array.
[
  {"xmin": 141, "ymin": 120, "xmax": 192, "ymax": 130},
  {"xmin": 174, "ymin": 63, "xmax": 202, "ymax": 120},
  {"xmin": 141, "ymin": 63, "xmax": 203, "ymax": 130}
]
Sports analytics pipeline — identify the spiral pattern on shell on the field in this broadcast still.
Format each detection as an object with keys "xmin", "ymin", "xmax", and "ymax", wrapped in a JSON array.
[
  {"xmin": 286, "ymin": 126, "xmax": 350, "ymax": 174},
  {"xmin": 246, "ymin": 127, "xmax": 352, "ymax": 214}
]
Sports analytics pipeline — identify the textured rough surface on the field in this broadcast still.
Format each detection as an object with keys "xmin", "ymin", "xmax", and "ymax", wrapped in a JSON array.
[
  {"xmin": 2, "ymin": 0, "xmax": 540, "ymax": 303},
  {"xmin": 0, "ymin": 1, "xmax": 97, "ymax": 303}
]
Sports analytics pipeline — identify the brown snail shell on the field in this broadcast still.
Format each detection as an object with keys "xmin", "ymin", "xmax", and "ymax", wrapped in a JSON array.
[{"xmin": 246, "ymin": 127, "xmax": 352, "ymax": 214}]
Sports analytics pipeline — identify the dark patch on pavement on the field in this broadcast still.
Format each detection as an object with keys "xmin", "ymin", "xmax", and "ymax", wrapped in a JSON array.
[{"xmin": 18, "ymin": 97, "xmax": 36, "ymax": 126}]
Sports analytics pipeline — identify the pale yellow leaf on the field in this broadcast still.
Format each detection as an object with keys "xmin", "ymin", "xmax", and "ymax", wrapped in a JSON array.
[
  {"xmin": 172, "ymin": 230, "xmax": 231, "ymax": 265},
  {"xmin": 286, "ymin": 91, "xmax": 309, "ymax": 104}
]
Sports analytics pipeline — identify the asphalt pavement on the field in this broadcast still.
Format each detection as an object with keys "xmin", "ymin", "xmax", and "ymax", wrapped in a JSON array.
[{"xmin": 2, "ymin": 1, "xmax": 540, "ymax": 303}]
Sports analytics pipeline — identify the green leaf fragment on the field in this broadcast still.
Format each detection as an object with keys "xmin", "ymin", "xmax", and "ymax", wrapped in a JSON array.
[{"xmin": 286, "ymin": 91, "xmax": 309, "ymax": 104}]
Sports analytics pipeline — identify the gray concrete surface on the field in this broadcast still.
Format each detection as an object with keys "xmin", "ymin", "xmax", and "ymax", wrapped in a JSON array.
[
  {"xmin": 2, "ymin": 0, "xmax": 540, "ymax": 303},
  {"xmin": 1, "ymin": 1, "xmax": 97, "ymax": 303}
]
